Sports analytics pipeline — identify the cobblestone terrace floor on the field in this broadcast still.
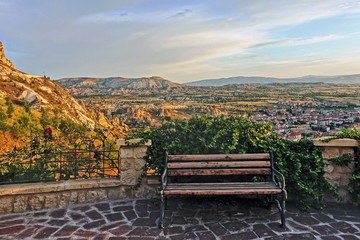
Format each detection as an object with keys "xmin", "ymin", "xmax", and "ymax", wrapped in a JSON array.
[{"xmin": 0, "ymin": 197, "xmax": 359, "ymax": 240}]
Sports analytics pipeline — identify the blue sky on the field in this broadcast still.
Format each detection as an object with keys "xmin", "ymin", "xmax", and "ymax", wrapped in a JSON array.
[{"xmin": 1, "ymin": 0, "xmax": 360, "ymax": 83}]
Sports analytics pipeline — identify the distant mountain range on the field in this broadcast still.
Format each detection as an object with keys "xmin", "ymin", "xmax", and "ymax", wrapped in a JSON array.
[
  {"xmin": 56, "ymin": 76, "xmax": 185, "ymax": 95},
  {"xmin": 184, "ymin": 74, "xmax": 360, "ymax": 86}
]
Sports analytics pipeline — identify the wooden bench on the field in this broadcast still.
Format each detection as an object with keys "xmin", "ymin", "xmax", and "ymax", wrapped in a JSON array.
[{"xmin": 159, "ymin": 151, "xmax": 287, "ymax": 228}]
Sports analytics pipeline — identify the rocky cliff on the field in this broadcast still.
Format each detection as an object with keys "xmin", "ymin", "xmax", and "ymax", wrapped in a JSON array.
[
  {"xmin": 0, "ymin": 41, "xmax": 112, "ymax": 129},
  {"xmin": 57, "ymin": 76, "xmax": 186, "ymax": 95}
]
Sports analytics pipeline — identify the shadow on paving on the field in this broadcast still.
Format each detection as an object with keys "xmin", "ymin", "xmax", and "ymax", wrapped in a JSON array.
[{"xmin": 0, "ymin": 196, "xmax": 359, "ymax": 239}]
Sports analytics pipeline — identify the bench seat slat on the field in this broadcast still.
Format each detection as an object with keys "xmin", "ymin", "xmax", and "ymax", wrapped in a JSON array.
[
  {"xmin": 168, "ymin": 153, "xmax": 270, "ymax": 162},
  {"xmin": 167, "ymin": 161, "xmax": 270, "ymax": 169},
  {"xmin": 166, "ymin": 182, "xmax": 278, "ymax": 190},
  {"xmin": 164, "ymin": 182, "xmax": 281, "ymax": 195},
  {"xmin": 168, "ymin": 168, "xmax": 271, "ymax": 176}
]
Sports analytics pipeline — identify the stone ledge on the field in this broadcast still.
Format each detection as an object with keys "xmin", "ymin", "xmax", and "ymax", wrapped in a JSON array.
[
  {"xmin": 0, "ymin": 178, "xmax": 122, "ymax": 197},
  {"xmin": 312, "ymin": 138, "xmax": 358, "ymax": 147},
  {"xmin": 116, "ymin": 138, "xmax": 152, "ymax": 146}
]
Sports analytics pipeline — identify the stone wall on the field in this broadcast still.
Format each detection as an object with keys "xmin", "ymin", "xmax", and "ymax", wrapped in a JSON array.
[
  {"xmin": 1, "ymin": 137, "xmax": 358, "ymax": 214},
  {"xmin": 0, "ymin": 139, "xmax": 158, "ymax": 214},
  {"xmin": 313, "ymin": 138, "xmax": 358, "ymax": 202}
]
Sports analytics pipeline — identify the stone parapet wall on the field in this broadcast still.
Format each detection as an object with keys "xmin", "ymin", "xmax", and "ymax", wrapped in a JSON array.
[
  {"xmin": 0, "ymin": 139, "xmax": 157, "ymax": 214},
  {"xmin": 313, "ymin": 138, "xmax": 358, "ymax": 202}
]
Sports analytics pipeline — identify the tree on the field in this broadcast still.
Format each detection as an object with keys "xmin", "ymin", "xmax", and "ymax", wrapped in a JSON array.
[
  {"xmin": 24, "ymin": 101, "xmax": 31, "ymax": 115},
  {"xmin": 0, "ymin": 108, "xmax": 7, "ymax": 130},
  {"xmin": 40, "ymin": 108, "xmax": 51, "ymax": 130},
  {"xmin": 6, "ymin": 97, "xmax": 14, "ymax": 118}
]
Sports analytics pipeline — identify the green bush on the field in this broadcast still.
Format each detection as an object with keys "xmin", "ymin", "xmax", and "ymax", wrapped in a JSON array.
[{"xmin": 128, "ymin": 115, "xmax": 336, "ymax": 210}]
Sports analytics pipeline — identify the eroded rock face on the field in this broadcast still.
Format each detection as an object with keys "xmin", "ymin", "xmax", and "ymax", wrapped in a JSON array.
[{"xmin": 0, "ymin": 41, "xmax": 15, "ymax": 69}]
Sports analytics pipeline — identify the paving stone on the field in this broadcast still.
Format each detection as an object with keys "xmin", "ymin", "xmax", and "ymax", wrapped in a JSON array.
[
  {"xmin": 73, "ymin": 229, "xmax": 98, "ymax": 238},
  {"xmin": 69, "ymin": 212, "xmax": 85, "ymax": 221},
  {"xmin": 0, "ymin": 214, "xmax": 22, "ymax": 221},
  {"xmin": 109, "ymin": 237, "xmax": 127, "ymax": 240},
  {"xmin": 72, "ymin": 205, "xmax": 91, "ymax": 212},
  {"xmin": 33, "ymin": 227, "xmax": 58, "ymax": 239},
  {"xmin": 171, "ymin": 216, "xmax": 187, "ymax": 225},
  {"xmin": 100, "ymin": 221, "xmax": 126, "ymax": 231},
  {"xmin": 109, "ymin": 225, "xmax": 133, "ymax": 236},
  {"xmin": 47, "ymin": 219, "xmax": 69, "ymax": 226},
  {"xmin": 127, "ymin": 227, "xmax": 162, "ymax": 237},
  {"xmin": 83, "ymin": 219, "xmax": 106, "ymax": 229},
  {"xmin": 183, "ymin": 231, "xmax": 198, "ymax": 239},
  {"xmin": 85, "ymin": 210, "xmax": 103, "ymax": 220},
  {"xmin": 33, "ymin": 211, "xmax": 47, "ymax": 217},
  {"xmin": 53, "ymin": 225, "xmax": 79, "ymax": 237},
  {"xmin": 163, "ymin": 226, "xmax": 184, "ymax": 235},
  {"xmin": 267, "ymin": 222, "xmax": 289, "ymax": 233},
  {"xmin": 320, "ymin": 236, "xmax": 343, "ymax": 240},
  {"xmin": 49, "ymin": 208, "xmax": 67, "ymax": 218},
  {"xmin": 124, "ymin": 210, "xmax": 137, "ymax": 221},
  {"xmin": 195, "ymin": 231, "xmax": 217, "ymax": 240},
  {"xmin": 222, "ymin": 221, "xmax": 250, "ymax": 232},
  {"xmin": 220, "ymin": 231, "xmax": 258, "ymax": 240},
  {"xmin": 335, "ymin": 216, "xmax": 360, "ymax": 223},
  {"xmin": 340, "ymin": 235, "xmax": 360, "ymax": 240},
  {"xmin": 132, "ymin": 217, "xmax": 152, "ymax": 226},
  {"xmin": 281, "ymin": 233, "xmax": 317, "ymax": 239},
  {"xmin": 93, "ymin": 233, "xmax": 110, "ymax": 240},
  {"xmin": 135, "ymin": 204, "xmax": 148, "ymax": 217},
  {"xmin": 292, "ymin": 216, "xmax": 320, "ymax": 225},
  {"xmin": 252, "ymin": 223, "xmax": 277, "ymax": 238},
  {"xmin": 95, "ymin": 203, "xmax": 111, "ymax": 211},
  {"xmin": 169, "ymin": 233, "xmax": 188, "ymax": 240},
  {"xmin": 287, "ymin": 220, "xmax": 311, "ymax": 231},
  {"xmin": 205, "ymin": 223, "xmax": 228, "ymax": 236},
  {"xmin": 312, "ymin": 225, "xmax": 339, "ymax": 235},
  {"xmin": 0, "ymin": 225, "xmax": 26, "ymax": 236},
  {"xmin": 312, "ymin": 213, "xmax": 336, "ymax": 223},
  {"xmin": 16, "ymin": 226, "xmax": 40, "ymax": 239},
  {"xmin": 185, "ymin": 224, "xmax": 207, "ymax": 233},
  {"xmin": 0, "ymin": 219, "xmax": 24, "ymax": 228},
  {"xmin": 113, "ymin": 205, "xmax": 133, "ymax": 212},
  {"xmin": 330, "ymin": 221, "xmax": 359, "ymax": 233},
  {"xmin": 105, "ymin": 213, "xmax": 124, "ymax": 222}
]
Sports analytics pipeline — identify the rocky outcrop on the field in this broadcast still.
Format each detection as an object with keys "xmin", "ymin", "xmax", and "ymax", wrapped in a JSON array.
[
  {"xmin": 0, "ymin": 42, "xmax": 100, "ymax": 128},
  {"xmin": 57, "ymin": 76, "xmax": 187, "ymax": 95},
  {"xmin": 0, "ymin": 41, "xmax": 15, "ymax": 69}
]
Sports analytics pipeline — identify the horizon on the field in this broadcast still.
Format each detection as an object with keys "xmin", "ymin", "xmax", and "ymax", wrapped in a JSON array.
[{"xmin": 1, "ymin": 0, "xmax": 360, "ymax": 83}]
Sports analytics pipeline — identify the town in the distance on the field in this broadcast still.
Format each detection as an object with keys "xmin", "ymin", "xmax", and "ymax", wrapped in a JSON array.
[{"xmin": 57, "ymin": 77, "xmax": 360, "ymax": 141}]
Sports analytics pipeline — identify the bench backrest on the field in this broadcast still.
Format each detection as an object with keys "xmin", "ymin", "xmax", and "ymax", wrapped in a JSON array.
[{"xmin": 166, "ymin": 152, "xmax": 273, "ymax": 177}]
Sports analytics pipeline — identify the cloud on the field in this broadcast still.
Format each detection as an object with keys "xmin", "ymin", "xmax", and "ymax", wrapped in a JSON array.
[
  {"xmin": 170, "ymin": 9, "xmax": 192, "ymax": 18},
  {"xmin": 250, "ymin": 34, "xmax": 347, "ymax": 49},
  {"xmin": 77, "ymin": 11, "xmax": 129, "ymax": 23},
  {"xmin": 1, "ymin": 0, "xmax": 360, "ymax": 82}
]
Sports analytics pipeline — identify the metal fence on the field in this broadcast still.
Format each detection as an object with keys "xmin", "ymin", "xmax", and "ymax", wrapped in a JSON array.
[{"xmin": 0, "ymin": 145, "xmax": 120, "ymax": 184}]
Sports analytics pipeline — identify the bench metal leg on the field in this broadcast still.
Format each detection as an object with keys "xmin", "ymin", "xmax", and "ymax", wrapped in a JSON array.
[
  {"xmin": 159, "ymin": 191, "xmax": 165, "ymax": 229},
  {"xmin": 275, "ymin": 191, "xmax": 286, "ymax": 228}
]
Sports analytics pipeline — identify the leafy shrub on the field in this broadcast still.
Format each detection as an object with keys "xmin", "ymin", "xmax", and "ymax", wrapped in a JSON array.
[{"xmin": 128, "ymin": 115, "xmax": 335, "ymax": 210}]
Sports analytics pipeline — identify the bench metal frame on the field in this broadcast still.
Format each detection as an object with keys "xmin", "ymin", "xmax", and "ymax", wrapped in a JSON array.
[{"xmin": 159, "ymin": 151, "xmax": 287, "ymax": 229}]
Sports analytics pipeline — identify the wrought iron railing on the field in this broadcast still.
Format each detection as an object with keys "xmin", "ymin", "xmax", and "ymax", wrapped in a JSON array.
[{"xmin": 0, "ymin": 146, "xmax": 120, "ymax": 184}]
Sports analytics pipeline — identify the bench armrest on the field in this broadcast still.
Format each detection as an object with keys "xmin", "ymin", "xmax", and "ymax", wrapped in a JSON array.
[
  {"xmin": 273, "ymin": 168, "xmax": 285, "ymax": 190},
  {"xmin": 161, "ymin": 168, "xmax": 168, "ymax": 190}
]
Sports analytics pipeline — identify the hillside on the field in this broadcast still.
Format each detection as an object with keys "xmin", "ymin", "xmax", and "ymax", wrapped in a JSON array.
[
  {"xmin": 0, "ymin": 42, "xmax": 128, "ymax": 152},
  {"xmin": 185, "ymin": 74, "xmax": 360, "ymax": 86},
  {"xmin": 57, "ymin": 76, "xmax": 186, "ymax": 95}
]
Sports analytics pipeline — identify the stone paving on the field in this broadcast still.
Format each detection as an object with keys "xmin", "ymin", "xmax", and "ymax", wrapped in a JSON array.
[{"xmin": 0, "ymin": 197, "xmax": 359, "ymax": 240}]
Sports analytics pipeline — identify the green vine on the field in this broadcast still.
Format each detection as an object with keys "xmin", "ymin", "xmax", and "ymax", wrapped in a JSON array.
[
  {"xmin": 328, "ymin": 153, "xmax": 352, "ymax": 167},
  {"xmin": 127, "ymin": 115, "xmax": 336, "ymax": 210}
]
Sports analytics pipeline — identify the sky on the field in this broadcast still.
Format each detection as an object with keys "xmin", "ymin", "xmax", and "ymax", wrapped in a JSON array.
[{"xmin": 1, "ymin": 0, "xmax": 360, "ymax": 83}]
